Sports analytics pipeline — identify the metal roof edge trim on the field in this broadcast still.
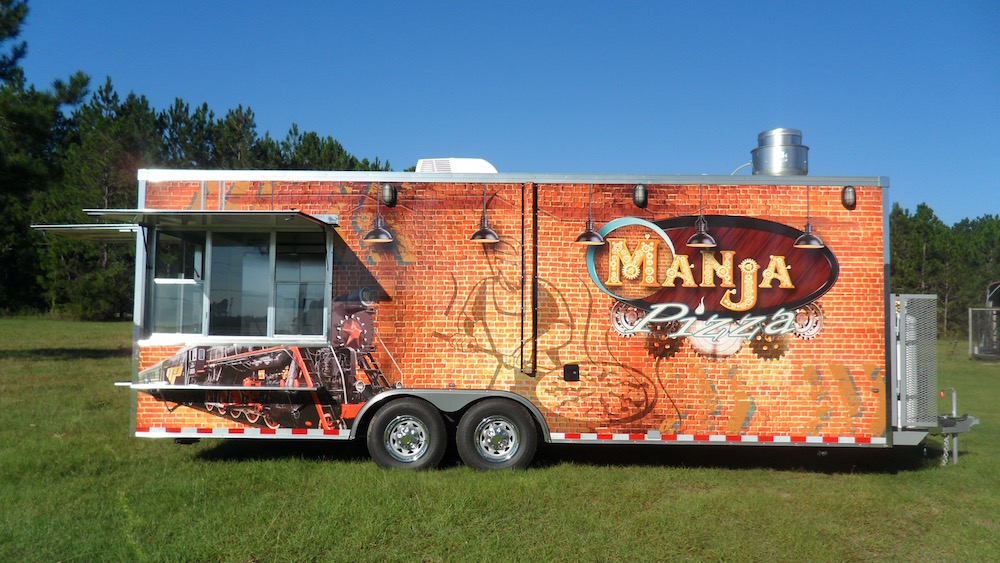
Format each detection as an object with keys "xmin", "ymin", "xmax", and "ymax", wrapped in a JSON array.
[{"xmin": 137, "ymin": 168, "xmax": 887, "ymax": 188}]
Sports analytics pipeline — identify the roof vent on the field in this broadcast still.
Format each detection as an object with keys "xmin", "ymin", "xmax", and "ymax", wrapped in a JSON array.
[
  {"xmin": 751, "ymin": 128, "xmax": 808, "ymax": 176},
  {"xmin": 415, "ymin": 158, "xmax": 498, "ymax": 173}
]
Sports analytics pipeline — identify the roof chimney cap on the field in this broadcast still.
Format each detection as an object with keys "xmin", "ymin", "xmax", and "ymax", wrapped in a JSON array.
[{"xmin": 751, "ymin": 128, "xmax": 808, "ymax": 176}]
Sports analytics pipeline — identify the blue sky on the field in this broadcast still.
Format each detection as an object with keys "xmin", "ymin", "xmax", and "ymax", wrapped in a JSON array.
[{"xmin": 18, "ymin": 1, "xmax": 1000, "ymax": 225}]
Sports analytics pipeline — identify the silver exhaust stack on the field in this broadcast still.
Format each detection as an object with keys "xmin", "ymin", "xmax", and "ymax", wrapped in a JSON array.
[{"xmin": 751, "ymin": 128, "xmax": 808, "ymax": 176}]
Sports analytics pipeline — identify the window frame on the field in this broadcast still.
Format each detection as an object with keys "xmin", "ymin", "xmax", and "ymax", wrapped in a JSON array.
[
  {"xmin": 143, "ymin": 224, "xmax": 333, "ymax": 342},
  {"xmin": 150, "ymin": 230, "xmax": 206, "ymax": 335}
]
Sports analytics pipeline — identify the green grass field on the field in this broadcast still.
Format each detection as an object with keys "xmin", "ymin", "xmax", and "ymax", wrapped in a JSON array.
[{"xmin": 1, "ymin": 318, "xmax": 996, "ymax": 561}]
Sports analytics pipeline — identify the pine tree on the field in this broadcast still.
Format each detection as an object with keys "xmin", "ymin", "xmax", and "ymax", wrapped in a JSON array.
[{"xmin": 0, "ymin": 0, "xmax": 88, "ymax": 312}]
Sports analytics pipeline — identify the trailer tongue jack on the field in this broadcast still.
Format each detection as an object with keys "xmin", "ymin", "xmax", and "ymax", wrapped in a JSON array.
[{"xmin": 938, "ymin": 388, "xmax": 979, "ymax": 465}]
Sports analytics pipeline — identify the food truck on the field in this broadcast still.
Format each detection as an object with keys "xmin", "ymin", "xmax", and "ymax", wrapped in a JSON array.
[{"xmin": 41, "ymin": 129, "xmax": 978, "ymax": 469}]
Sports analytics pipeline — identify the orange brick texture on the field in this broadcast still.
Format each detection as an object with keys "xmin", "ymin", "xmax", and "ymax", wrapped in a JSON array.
[{"xmin": 138, "ymin": 179, "xmax": 886, "ymax": 439}]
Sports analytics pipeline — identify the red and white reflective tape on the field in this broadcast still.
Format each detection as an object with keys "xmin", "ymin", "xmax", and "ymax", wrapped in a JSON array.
[
  {"xmin": 136, "ymin": 426, "xmax": 351, "ymax": 440},
  {"xmin": 549, "ymin": 432, "xmax": 887, "ymax": 445},
  {"xmin": 137, "ymin": 426, "xmax": 887, "ymax": 446}
]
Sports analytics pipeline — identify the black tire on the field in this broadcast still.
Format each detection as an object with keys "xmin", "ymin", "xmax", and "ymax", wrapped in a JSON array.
[
  {"xmin": 456, "ymin": 399, "xmax": 537, "ymax": 470},
  {"xmin": 366, "ymin": 399, "xmax": 446, "ymax": 470}
]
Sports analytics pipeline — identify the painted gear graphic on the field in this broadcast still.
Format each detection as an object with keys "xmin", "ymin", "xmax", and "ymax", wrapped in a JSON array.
[
  {"xmin": 750, "ymin": 331, "xmax": 789, "ymax": 360},
  {"xmin": 645, "ymin": 322, "xmax": 683, "ymax": 359},
  {"xmin": 793, "ymin": 302, "xmax": 825, "ymax": 340},
  {"xmin": 610, "ymin": 301, "xmax": 645, "ymax": 337}
]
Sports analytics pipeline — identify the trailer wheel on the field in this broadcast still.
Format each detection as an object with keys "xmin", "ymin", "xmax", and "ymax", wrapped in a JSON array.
[
  {"xmin": 367, "ymin": 399, "xmax": 446, "ymax": 470},
  {"xmin": 457, "ymin": 399, "xmax": 537, "ymax": 470}
]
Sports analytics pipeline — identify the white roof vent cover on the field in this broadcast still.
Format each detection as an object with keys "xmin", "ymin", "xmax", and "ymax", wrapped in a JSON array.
[{"xmin": 415, "ymin": 158, "xmax": 498, "ymax": 173}]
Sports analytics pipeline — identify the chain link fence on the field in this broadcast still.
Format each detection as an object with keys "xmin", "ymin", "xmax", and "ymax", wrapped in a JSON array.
[{"xmin": 969, "ymin": 307, "xmax": 1000, "ymax": 360}]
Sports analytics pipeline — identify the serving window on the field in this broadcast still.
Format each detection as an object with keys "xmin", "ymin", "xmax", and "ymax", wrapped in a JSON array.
[{"xmin": 146, "ymin": 227, "xmax": 330, "ymax": 338}]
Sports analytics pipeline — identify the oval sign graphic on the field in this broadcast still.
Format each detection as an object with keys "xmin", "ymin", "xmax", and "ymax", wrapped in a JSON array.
[{"xmin": 586, "ymin": 215, "xmax": 839, "ymax": 317}]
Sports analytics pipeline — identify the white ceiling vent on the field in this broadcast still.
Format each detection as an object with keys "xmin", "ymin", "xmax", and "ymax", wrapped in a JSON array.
[{"xmin": 415, "ymin": 158, "xmax": 498, "ymax": 173}]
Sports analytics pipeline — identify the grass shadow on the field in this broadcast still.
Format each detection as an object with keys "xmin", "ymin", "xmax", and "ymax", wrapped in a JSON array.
[
  {"xmin": 194, "ymin": 438, "xmax": 369, "ymax": 464},
  {"xmin": 189, "ymin": 435, "xmax": 944, "ymax": 474},
  {"xmin": 532, "ymin": 442, "xmax": 942, "ymax": 474},
  {"xmin": 193, "ymin": 428, "xmax": 468, "ymax": 468}
]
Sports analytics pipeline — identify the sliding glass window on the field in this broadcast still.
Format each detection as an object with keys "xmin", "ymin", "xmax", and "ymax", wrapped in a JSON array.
[
  {"xmin": 151, "ymin": 231, "xmax": 205, "ymax": 334},
  {"xmin": 275, "ymin": 231, "xmax": 326, "ymax": 335},
  {"xmin": 208, "ymin": 232, "xmax": 271, "ymax": 336},
  {"xmin": 148, "ymin": 227, "xmax": 329, "ymax": 338}
]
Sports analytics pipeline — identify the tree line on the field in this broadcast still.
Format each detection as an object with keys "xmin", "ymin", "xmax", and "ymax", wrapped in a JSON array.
[
  {"xmin": 2, "ymin": 1, "xmax": 998, "ymax": 334},
  {"xmin": 890, "ymin": 203, "xmax": 1000, "ymax": 336},
  {"xmin": 1, "ymin": 1, "xmax": 390, "ymax": 319}
]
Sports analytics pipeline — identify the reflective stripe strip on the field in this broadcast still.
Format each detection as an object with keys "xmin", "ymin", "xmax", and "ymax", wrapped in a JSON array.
[
  {"xmin": 549, "ymin": 432, "xmax": 887, "ymax": 445},
  {"xmin": 137, "ymin": 426, "xmax": 887, "ymax": 446},
  {"xmin": 136, "ymin": 426, "xmax": 350, "ymax": 440}
]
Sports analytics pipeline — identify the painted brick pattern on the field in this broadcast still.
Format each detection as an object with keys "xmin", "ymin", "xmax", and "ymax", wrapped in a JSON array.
[{"xmin": 136, "ymin": 177, "xmax": 886, "ymax": 439}]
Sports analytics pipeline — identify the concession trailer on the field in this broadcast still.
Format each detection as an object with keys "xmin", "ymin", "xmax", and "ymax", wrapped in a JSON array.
[{"xmin": 40, "ymin": 129, "xmax": 978, "ymax": 468}]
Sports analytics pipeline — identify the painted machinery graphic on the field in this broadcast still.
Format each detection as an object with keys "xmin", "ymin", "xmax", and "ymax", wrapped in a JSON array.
[{"xmin": 139, "ymin": 289, "xmax": 394, "ymax": 429}]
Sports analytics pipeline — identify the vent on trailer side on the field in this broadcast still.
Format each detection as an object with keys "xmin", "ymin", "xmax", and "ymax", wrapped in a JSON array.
[
  {"xmin": 891, "ymin": 294, "xmax": 978, "ymax": 462},
  {"xmin": 893, "ymin": 294, "xmax": 938, "ymax": 431}
]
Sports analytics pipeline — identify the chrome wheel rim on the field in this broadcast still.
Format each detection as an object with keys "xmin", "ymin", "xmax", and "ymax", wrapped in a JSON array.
[
  {"xmin": 474, "ymin": 416, "xmax": 519, "ymax": 462},
  {"xmin": 383, "ymin": 415, "xmax": 430, "ymax": 463}
]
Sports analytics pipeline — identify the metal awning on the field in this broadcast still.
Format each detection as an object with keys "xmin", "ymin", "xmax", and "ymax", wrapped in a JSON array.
[
  {"xmin": 31, "ymin": 223, "xmax": 140, "ymax": 243},
  {"xmin": 84, "ymin": 209, "xmax": 338, "ymax": 230},
  {"xmin": 34, "ymin": 210, "xmax": 338, "ymax": 241}
]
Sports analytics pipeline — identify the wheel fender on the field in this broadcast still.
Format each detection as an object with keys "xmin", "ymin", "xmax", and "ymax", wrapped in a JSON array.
[{"xmin": 349, "ymin": 389, "xmax": 550, "ymax": 442}]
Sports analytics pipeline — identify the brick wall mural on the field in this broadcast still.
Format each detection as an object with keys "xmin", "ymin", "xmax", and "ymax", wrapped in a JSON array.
[{"xmin": 137, "ymin": 178, "xmax": 886, "ymax": 440}]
